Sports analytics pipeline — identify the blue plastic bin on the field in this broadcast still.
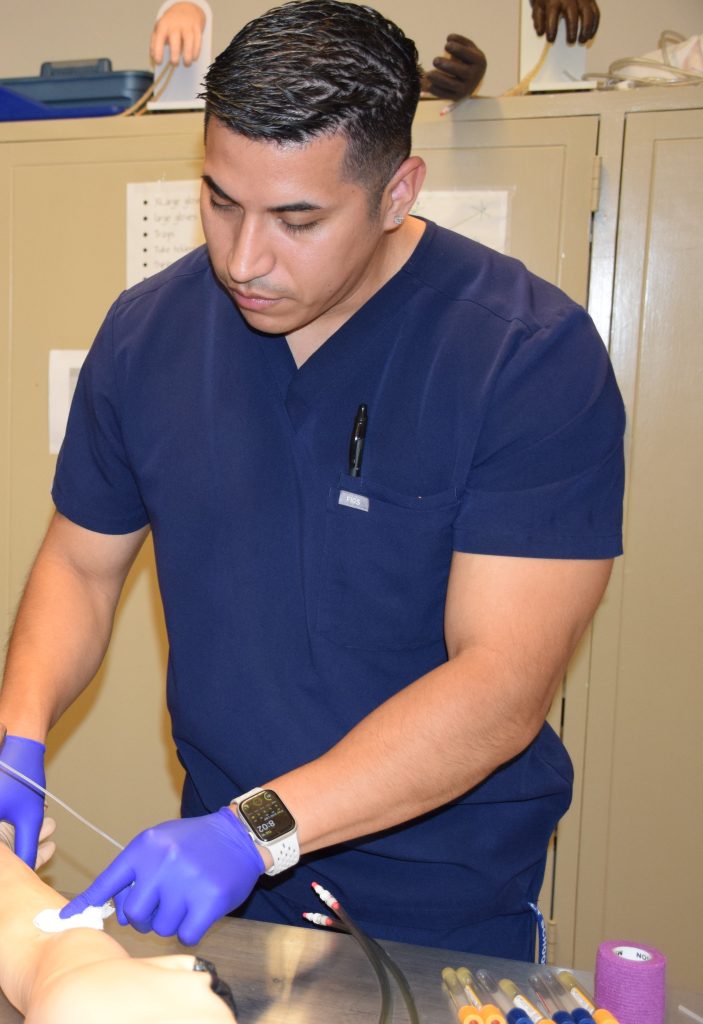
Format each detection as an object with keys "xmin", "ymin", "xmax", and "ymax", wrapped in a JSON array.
[{"xmin": 0, "ymin": 59, "xmax": 153, "ymax": 121}]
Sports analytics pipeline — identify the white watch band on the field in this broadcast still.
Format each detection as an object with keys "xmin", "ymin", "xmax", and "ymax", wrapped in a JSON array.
[
  {"xmin": 234, "ymin": 788, "xmax": 300, "ymax": 877},
  {"xmin": 264, "ymin": 833, "xmax": 300, "ymax": 875}
]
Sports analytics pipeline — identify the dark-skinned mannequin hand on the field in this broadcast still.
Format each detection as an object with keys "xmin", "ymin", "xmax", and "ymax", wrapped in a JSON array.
[
  {"xmin": 530, "ymin": 0, "xmax": 600, "ymax": 45},
  {"xmin": 422, "ymin": 34, "xmax": 487, "ymax": 100}
]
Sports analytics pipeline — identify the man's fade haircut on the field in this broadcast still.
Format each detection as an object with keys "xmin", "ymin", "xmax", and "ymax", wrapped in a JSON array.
[{"xmin": 203, "ymin": 1, "xmax": 422, "ymax": 211}]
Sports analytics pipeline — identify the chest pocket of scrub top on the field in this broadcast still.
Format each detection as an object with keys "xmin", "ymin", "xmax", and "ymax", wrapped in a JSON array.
[{"xmin": 316, "ymin": 475, "xmax": 458, "ymax": 650}]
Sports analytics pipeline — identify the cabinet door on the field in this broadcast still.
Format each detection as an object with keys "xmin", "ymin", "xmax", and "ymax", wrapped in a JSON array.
[
  {"xmin": 412, "ymin": 111, "xmax": 599, "ymax": 304},
  {"xmin": 0, "ymin": 117, "xmax": 204, "ymax": 893},
  {"xmin": 571, "ymin": 108, "xmax": 703, "ymax": 989}
]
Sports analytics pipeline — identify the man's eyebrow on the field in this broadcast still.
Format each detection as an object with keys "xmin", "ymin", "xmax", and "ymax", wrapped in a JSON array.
[
  {"xmin": 269, "ymin": 201, "xmax": 323, "ymax": 213},
  {"xmin": 201, "ymin": 176, "xmax": 322, "ymax": 214},
  {"xmin": 202, "ymin": 175, "xmax": 235, "ymax": 202}
]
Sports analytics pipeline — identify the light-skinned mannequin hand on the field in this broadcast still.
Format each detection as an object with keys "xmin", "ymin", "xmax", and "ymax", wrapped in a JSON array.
[{"xmin": 151, "ymin": 2, "xmax": 206, "ymax": 66}]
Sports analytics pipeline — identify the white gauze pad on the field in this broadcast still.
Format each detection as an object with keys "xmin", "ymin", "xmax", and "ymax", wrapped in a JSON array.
[{"xmin": 34, "ymin": 902, "xmax": 115, "ymax": 933}]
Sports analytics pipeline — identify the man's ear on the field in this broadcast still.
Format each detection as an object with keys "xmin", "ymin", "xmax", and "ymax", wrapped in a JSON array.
[{"xmin": 382, "ymin": 156, "xmax": 427, "ymax": 229}]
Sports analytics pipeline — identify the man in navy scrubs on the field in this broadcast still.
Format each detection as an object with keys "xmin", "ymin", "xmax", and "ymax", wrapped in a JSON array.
[{"xmin": 0, "ymin": 1, "xmax": 623, "ymax": 958}]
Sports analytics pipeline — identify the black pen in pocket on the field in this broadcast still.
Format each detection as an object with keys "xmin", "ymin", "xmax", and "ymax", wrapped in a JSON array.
[{"xmin": 348, "ymin": 404, "xmax": 368, "ymax": 477}]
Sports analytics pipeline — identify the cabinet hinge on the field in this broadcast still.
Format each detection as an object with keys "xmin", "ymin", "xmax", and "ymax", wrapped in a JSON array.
[
  {"xmin": 590, "ymin": 154, "xmax": 603, "ymax": 213},
  {"xmin": 547, "ymin": 918, "xmax": 558, "ymax": 965}
]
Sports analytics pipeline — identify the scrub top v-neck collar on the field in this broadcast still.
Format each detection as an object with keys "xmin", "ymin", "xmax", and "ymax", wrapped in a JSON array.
[{"xmin": 256, "ymin": 220, "xmax": 434, "ymax": 432}]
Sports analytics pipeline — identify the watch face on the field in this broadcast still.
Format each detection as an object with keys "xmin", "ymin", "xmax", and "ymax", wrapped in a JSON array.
[{"xmin": 239, "ymin": 790, "xmax": 296, "ymax": 843}]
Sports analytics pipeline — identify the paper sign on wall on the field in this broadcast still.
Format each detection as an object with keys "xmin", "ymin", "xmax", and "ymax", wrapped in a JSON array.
[
  {"xmin": 126, "ymin": 179, "xmax": 204, "ymax": 288},
  {"xmin": 411, "ymin": 189, "xmax": 512, "ymax": 254},
  {"xmin": 49, "ymin": 349, "xmax": 89, "ymax": 454}
]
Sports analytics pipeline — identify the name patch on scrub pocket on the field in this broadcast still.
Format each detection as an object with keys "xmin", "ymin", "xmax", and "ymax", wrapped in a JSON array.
[{"xmin": 338, "ymin": 489, "xmax": 370, "ymax": 512}]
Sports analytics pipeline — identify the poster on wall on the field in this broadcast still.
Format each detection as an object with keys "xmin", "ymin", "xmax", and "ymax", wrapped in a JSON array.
[
  {"xmin": 48, "ymin": 349, "xmax": 88, "ymax": 454},
  {"xmin": 411, "ymin": 189, "xmax": 512, "ymax": 254}
]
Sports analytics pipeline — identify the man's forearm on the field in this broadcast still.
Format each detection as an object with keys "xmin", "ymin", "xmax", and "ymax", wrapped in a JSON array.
[
  {"xmin": 0, "ymin": 552, "xmax": 117, "ymax": 739},
  {"xmin": 266, "ymin": 644, "xmax": 557, "ymax": 856},
  {"xmin": 0, "ymin": 512, "xmax": 145, "ymax": 740},
  {"xmin": 265, "ymin": 554, "xmax": 611, "ymax": 858}
]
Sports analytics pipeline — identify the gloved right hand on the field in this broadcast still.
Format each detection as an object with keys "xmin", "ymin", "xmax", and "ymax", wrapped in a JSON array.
[
  {"xmin": 60, "ymin": 808, "xmax": 265, "ymax": 945},
  {"xmin": 0, "ymin": 734, "xmax": 46, "ymax": 867}
]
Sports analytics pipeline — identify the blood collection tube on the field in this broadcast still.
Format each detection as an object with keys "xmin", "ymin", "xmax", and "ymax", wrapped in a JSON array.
[
  {"xmin": 473, "ymin": 969, "xmax": 528, "ymax": 1024},
  {"xmin": 498, "ymin": 978, "xmax": 552, "ymax": 1024},
  {"xmin": 555, "ymin": 972, "xmax": 618, "ymax": 1024},
  {"xmin": 529, "ymin": 972, "xmax": 575, "ymax": 1023},
  {"xmin": 442, "ymin": 967, "xmax": 484, "ymax": 1024},
  {"xmin": 556, "ymin": 973, "xmax": 596, "ymax": 1014},
  {"xmin": 456, "ymin": 968, "xmax": 485, "ymax": 1009}
]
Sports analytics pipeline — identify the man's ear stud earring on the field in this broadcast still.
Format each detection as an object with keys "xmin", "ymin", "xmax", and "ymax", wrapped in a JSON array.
[{"xmin": 393, "ymin": 215, "xmax": 404, "ymax": 225}]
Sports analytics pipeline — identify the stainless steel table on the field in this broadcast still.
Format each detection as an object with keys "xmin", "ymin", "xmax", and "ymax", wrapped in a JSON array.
[{"xmin": 0, "ymin": 914, "xmax": 700, "ymax": 1022}]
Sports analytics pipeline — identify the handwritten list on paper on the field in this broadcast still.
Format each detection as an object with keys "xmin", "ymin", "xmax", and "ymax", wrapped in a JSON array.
[{"xmin": 126, "ymin": 180, "xmax": 205, "ymax": 288}]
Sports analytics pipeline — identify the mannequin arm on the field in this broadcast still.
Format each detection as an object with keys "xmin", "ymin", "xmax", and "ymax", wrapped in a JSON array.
[{"xmin": 0, "ymin": 845, "xmax": 234, "ymax": 1022}]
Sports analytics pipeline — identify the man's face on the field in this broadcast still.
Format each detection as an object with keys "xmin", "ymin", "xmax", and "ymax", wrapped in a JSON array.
[{"xmin": 200, "ymin": 118, "xmax": 392, "ymax": 342}]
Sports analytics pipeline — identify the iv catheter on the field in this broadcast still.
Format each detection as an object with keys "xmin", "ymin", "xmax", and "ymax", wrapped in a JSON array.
[{"xmin": 0, "ymin": 757, "xmax": 125, "ymax": 851}]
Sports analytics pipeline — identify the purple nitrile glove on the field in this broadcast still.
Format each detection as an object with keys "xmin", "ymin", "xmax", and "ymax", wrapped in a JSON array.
[
  {"xmin": 59, "ymin": 807, "xmax": 265, "ymax": 945},
  {"xmin": 0, "ymin": 734, "xmax": 46, "ymax": 867}
]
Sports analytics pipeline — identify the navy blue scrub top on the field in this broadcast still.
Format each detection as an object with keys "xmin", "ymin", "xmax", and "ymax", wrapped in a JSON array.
[{"xmin": 53, "ymin": 220, "xmax": 625, "ymax": 957}]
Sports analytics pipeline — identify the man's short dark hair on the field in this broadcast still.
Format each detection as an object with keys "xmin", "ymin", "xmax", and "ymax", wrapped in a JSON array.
[{"xmin": 203, "ymin": 1, "xmax": 422, "ymax": 210}]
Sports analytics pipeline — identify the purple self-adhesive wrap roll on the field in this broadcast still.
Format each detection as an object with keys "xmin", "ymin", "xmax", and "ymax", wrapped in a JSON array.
[{"xmin": 595, "ymin": 941, "xmax": 667, "ymax": 1024}]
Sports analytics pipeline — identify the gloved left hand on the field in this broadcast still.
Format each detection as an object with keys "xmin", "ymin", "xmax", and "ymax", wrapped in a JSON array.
[
  {"xmin": 0, "ymin": 733, "xmax": 47, "ymax": 867},
  {"xmin": 59, "ymin": 808, "xmax": 265, "ymax": 945}
]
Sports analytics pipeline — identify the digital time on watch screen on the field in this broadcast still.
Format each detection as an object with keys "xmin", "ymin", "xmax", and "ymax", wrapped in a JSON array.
[{"xmin": 241, "ymin": 791, "xmax": 295, "ymax": 842}]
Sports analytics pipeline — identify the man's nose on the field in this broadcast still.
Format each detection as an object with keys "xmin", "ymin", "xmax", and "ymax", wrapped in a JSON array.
[{"xmin": 226, "ymin": 216, "xmax": 275, "ymax": 284}]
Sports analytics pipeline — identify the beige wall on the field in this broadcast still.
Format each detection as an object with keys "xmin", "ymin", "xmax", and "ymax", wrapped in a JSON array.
[{"xmin": 2, "ymin": 0, "xmax": 702, "ymax": 99}]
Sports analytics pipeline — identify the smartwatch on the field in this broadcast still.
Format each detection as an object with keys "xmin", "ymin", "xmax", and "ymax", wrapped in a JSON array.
[{"xmin": 232, "ymin": 788, "xmax": 299, "ymax": 876}]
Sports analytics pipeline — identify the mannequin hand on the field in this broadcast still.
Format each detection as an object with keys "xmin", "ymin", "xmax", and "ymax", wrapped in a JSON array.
[
  {"xmin": 422, "ymin": 35, "xmax": 487, "ymax": 100},
  {"xmin": 530, "ymin": 0, "xmax": 600, "ymax": 45},
  {"xmin": 0, "ymin": 815, "xmax": 57, "ymax": 869},
  {"xmin": 0, "ymin": 734, "xmax": 46, "ymax": 867},
  {"xmin": 59, "ymin": 808, "xmax": 265, "ymax": 944},
  {"xmin": 150, "ymin": 2, "xmax": 206, "ymax": 66}
]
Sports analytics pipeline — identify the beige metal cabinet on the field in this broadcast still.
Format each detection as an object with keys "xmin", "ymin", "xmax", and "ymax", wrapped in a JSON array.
[{"xmin": 572, "ymin": 106, "xmax": 703, "ymax": 989}]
